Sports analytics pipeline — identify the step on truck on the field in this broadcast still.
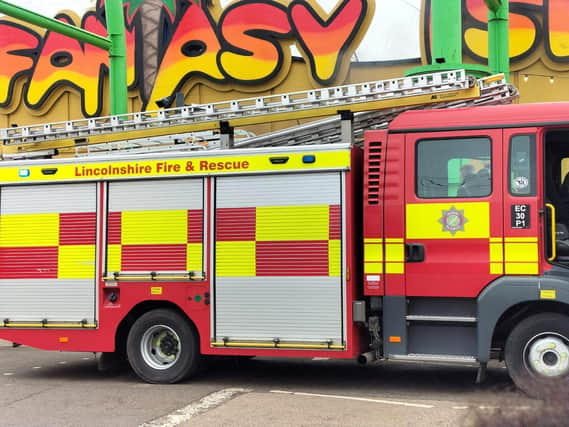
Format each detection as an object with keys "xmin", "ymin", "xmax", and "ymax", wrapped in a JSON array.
[{"xmin": 0, "ymin": 70, "xmax": 567, "ymax": 396}]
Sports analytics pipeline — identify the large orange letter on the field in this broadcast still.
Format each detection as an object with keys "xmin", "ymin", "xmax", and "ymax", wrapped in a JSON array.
[
  {"xmin": 148, "ymin": 2, "xmax": 224, "ymax": 109},
  {"xmin": 25, "ymin": 13, "xmax": 108, "ymax": 117},
  {"xmin": 218, "ymin": 1, "xmax": 291, "ymax": 84},
  {"xmin": 463, "ymin": 0, "xmax": 540, "ymax": 61},
  {"xmin": 546, "ymin": 0, "xmax": 569, "ymax": 60},
  {"xmin": 0, "ymin": 21, "xmax": 39, "ymax": 107},
  {"xmin": 290, "ymin": 0, "xmax": 369, "ymax": 85}
]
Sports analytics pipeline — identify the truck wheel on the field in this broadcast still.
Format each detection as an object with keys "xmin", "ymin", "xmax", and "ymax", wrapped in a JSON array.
[
  {"xmin": 127, "ymin": 309, "xmax": 201, "ymax": 384},
  {"xmin": 505, "ymin": 313, "xmax": 569, "ymax": 397}
]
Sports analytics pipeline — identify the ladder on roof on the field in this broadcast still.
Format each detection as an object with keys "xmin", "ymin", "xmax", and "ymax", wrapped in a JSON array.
[
  {"xmin": 237, "ymin": 72, "xmax": 518, "ymax": 149},
  {"xmin": 0, "ymin": 70, "xmax": 517, "ymax": 159}
]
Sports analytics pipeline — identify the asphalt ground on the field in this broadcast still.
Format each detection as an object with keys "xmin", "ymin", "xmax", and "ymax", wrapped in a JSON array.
[{"xmin": 0, "ymin": 341, "xmax": 539, "ymax": 427}]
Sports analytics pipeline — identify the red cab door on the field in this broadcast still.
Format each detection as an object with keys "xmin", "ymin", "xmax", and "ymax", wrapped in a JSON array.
[{"xmin": 404, "ymin": 129, "xmax": 504, "ymax": 297}]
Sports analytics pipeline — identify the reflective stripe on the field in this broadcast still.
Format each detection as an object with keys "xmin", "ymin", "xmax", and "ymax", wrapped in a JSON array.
[
  {"xmin": 489, "ymin": 242, "xmax": 503, "ymax": 262},
  {"xmin": 504, "ymin": 237, "xmax": 538, "ymax": 242},
  {"xmin": 364, "ymin": 262, "xmax": 382, "ymax": 274},
  {"xmin": 216, "ymin": 241, "xmax": 256, "ymax": 277},
  {"xmin": 505, "ymin": 242, "xmax": 538, "ymax": 262},
  {"xmin": 364, "ymin": 238, "xmax": 383, "ymax": 243},
  {"xmin": 58, "ymin": 245, "xmax": 95, "ymax": 279},
  {"xmin": 0, "ymin": 213, "xmax": 59, "ymax": 247},
  {"xmin": 256, "ymin": 205, "xmax": 329, "ymax": 241},
  {"xmin": 406, "ymin": 202, "xmax": 489, "ymax": 239},
  {"xmin": 187, "ymin": 243, "xmax": 203, "ymax": 271},
  {"xmin": 122, "ymin": 210, "xmax": 187, "ymax": 244},
  {"xmin": 505, "ymin": 262, "xmax": 539, "ymax": 275},
  {"xmin": 385, "ymin": 243, "xmax": 405, "ymax": 262},
  {"xmin": 385, "ymin": 262, "xmax": 405, "ymax": 274},
  {"xmin": 328, "ymin": 240, "xmax": 341, "ymax": 277},
  {"xmin": 364, "ymin": 243, "xmax": 383, "ymax": 262},
  {"xmin": 490, "ymin": 262, "xmax": 503, "ymax": 275}
]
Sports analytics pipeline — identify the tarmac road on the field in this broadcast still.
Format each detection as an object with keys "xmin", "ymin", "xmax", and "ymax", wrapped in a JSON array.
[{"xmin": 0, "ymin": 341, "xmax": 537, "ymax": 427}]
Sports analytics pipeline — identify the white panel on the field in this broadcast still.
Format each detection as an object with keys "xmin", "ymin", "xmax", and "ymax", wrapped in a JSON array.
[
  {"xmin": 216, "ymin": 173, "xmax": 340, "ymax": 208},
  {"xmin": 0, "ymin": 279, "xmax": 95, "ymax": 322},
  {"xmin": 109, "ymin": 179, "xmax": 203, "ymax": 211},
  {"xmin": 215, "ymin": 277, "xmax": 341, "ymax": 343},
  {"xmin": 2, "ymin": 183, "xmax": 95, "ymax": 213}
]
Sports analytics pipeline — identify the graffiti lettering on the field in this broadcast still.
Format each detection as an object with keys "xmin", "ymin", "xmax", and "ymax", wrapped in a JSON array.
[
  {"xmin": 426, "ymin": 0, "xmax": 569, "ymax": 68},
  {"xmin": 462, "ymin": 0, "xmax": 541, "ymax": 62},
  {"xmin": 219, "ymin": 1, "xmax": 291, "ymax": 83},
  {"xmin": 0, "ymin": 0, "xmax": 371, "ymax": 116},
  {"xmin": 0, "ymin": 21, "xmax": 39, "ymax": 108},
  {"xmin": 148, "ymin": 2, "xmax": 224, "ymax": 107},
  {"xmin": 290, "ymin": 0, "xmax": 369, "ymax": 84}
]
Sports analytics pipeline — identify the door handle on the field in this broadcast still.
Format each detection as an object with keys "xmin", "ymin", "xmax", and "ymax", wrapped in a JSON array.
[
  {"xmin": 405, "ymin": 243, "xmax": 425, "ymax": 262},
  {"xmin": 545, "ymin": 203, "xmax": 556, "ymax": 262}
]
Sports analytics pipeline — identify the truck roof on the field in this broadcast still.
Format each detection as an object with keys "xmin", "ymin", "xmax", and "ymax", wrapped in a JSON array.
[{"xmin": 389, "ymin": 102, "xmax": 569, "ymax": 133}]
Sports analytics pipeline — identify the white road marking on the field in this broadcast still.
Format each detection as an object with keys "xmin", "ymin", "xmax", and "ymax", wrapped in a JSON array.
[
  {"xmin": 82, "ymin": 357, "xmax": 91, "ymax": 361},
  {"xmin": 311, "ymin": 357, "xmax": 330, "ymax": 361},
  {"xmin": 32, "ymin": 366, "xmax": 41, "ymax": 369},
  {"xmin": 58, "ymin": 361, "xmax": 67, "ymax": 365},
  {"xmin": 3, "ymin": 373, "xmax": 13, "ymax": 376},
  {"xmin": 140, "ymin": 388, "xmax": 249, "ymax": 427},
  {"xmin": 453, "ymin": 406, "xmax": 469, "ymax": 410},
  {"xmin": 270, "ymin": 390, "xmax": 434, "ymax": 409}
]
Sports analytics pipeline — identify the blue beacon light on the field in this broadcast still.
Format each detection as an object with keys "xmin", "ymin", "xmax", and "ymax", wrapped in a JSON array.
[{"xmin": 302, "ymin": 155, "xmax": 316, "ymax": 164}]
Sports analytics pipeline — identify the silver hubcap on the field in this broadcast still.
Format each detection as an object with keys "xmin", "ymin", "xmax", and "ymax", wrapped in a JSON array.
[
  {"xmin": 140, "ymin": 325, "xmax": 181, "ymax": 370},
  {"xmin": 525, "ymin": 333, "xmax": 569, "ymax": 378}
]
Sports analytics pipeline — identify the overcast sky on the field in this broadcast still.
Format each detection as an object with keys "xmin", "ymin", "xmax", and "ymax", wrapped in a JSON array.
[{"xmin": 2, "ymin": 0, "xmax": 421, "ymax": 61}]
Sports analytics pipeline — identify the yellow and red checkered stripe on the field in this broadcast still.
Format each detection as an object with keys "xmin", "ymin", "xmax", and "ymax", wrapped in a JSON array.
[
  {"xmin": 215, "ymin": 205, "xmax": 341, "ymax": 277},
  {"xmin": 0, "ymin": 212, "xmax": 96, "ymax": 279},
  {"xmin": 106, "ymin": 209, "xmax": 203, "ymax": 272}
]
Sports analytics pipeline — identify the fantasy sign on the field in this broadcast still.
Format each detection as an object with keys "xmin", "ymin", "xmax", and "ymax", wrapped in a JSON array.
[
  {"xmin": 1, "ymin": 0, "xmax": 569, "ymax": 117},
  {"xmin": 0, "ymin": 0, "xmax": 372, "ymax": 116}
]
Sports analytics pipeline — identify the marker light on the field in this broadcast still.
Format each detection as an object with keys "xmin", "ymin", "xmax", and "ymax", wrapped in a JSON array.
[
  {"xmin": 18, "ymin": 169, "xmax": 30, "ymax": 178},
  {"xmin": 302, "ymin": 155, "xmax": 316, "ymax": 164}
]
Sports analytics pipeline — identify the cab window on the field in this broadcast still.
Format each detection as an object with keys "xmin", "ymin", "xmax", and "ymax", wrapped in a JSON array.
[
  {"xmin": 416, "ymin": 137, "xmax": 492, "ymax": 198},
  {"xmin": 509, "ymin": 134, "xmax": 536, "ymax": 196}
]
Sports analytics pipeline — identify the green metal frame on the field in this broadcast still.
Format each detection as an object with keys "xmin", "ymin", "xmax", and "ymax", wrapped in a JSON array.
[
  {"xmin": 407, "ymin": 0, "xmax": 510, "ymax": 81},
  {"xmin": 0, "ymin": 0, "xmax": 127, "ymax": 115}
]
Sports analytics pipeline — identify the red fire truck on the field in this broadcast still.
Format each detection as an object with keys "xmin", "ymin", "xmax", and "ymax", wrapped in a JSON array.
[{"xmin": 0, "ymin": 70, "xmax": 565, "ymax": 396}]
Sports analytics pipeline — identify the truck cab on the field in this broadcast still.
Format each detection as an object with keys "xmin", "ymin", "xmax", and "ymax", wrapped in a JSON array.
[{"xmin": 363, "ymin": 102, "xmax": 569, "ymax": 395}]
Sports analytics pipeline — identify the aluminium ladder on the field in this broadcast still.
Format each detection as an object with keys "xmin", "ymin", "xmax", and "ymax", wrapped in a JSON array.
[{"xmin": 0, "ymin": 70, "xmax": 517, "ymax": 159}]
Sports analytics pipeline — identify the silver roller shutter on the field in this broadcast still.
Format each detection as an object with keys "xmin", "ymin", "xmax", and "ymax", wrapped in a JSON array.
[
  {"xmin": 214, "ymin": 172, "xmax": 345, "ymax": 346},
  {"xmin": 0, "ymin": 183, "xmax": 97, "ymax": 323}
]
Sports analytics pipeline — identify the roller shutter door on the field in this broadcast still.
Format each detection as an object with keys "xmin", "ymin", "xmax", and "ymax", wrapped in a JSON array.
[
  {"xmin": 0, "ymin": 183, "xmax": 97, "ymax": 323},
  {"xmin": 214, "ymin": 172, "xmax": 344, "ymax": 346}
]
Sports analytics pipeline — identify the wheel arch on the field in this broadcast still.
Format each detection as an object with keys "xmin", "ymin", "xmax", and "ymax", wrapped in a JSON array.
[
  {"xmin": 114, "ymin": 300, "xmax": 198, "ymax": 356},
  {"xmin": 477, "ymin": 275, "xmax": 569, "ymax": 362},
  {"xmin": 491, "ymin": 300, "xmax": 569, "ymax": 357}
]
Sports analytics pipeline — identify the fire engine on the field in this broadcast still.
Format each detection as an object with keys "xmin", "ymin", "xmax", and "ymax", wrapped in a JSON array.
[{"xmin": 0, "ymin": 69, "xmax": 566, "ymax": 397}]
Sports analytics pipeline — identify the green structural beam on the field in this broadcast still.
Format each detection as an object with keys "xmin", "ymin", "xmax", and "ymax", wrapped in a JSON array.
[
  {"xmin": 0, "ymin": 1, "xmax": 110, "ymax": 49},
  {"xmin": 487, "ymin": 0, "xmax": 510, "ymax": 81},
  {"xmin": 105, "ymin": 0, "xmax": 128, "ymax": 116},
  {"xmin": 0, "ymin": 0, "xmax": 127, "ymax": 115},
  {"xmin": 484, "ymin": 0, "xmax": 502, "ymax": 12},
  {"xmin": 406, "ymin": 0, "xmax": 489, "ymax": 77},
  {"xmin": 431, "ymin": 0, "xmax": 461, "ymax": 65}
]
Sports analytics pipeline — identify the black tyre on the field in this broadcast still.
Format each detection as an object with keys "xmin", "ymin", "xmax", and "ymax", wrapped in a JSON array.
[
  {"xmin": 126, "ymin": 309, "xmax": 202, "ymax": 384},
  {"xmin": 505, "ymin": 312, "xmax": 569, "ymax": 397}
]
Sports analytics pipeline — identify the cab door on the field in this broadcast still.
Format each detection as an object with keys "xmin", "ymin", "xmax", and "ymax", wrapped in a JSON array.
[
  {"xmin": 404, "ymin": 130, "xmax": 504, "ymax": 297},
  {"xmin": 502, "ymin": 130, "xmax": 541, "ymax": 276}
]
